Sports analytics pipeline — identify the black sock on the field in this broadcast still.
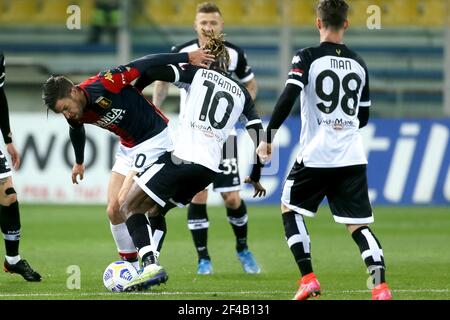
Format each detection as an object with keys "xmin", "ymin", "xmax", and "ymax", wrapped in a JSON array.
[
  {"xmin": 187, "ymin": 203, "xmax": 210, "ymax": 261},
  {"xmin": 226, "ymin": 200, "xmax": 248, "ymax": 253},
  {"xmin": 148, "ymin": 213, "xmax": 166, "ymax": 253},
  {"xmin": 0, "ymin": 201, "xmax": 21, "ymax": 257},
  {"xmin": 282, "ymin": 211, "xmax": 313, "ymax": 276},
  {"xmin": 352, "ymin": 226, "xmax": 386, "ymax": 286},
  {"xmin": 125, "ymin": 213, "xmax": 155, "ymax": 264}
]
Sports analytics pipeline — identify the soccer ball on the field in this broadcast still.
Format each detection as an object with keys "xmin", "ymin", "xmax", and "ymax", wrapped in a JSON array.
[{"xmin": 103, "ymin": 261, "xmax": 139, "ymax": 292}]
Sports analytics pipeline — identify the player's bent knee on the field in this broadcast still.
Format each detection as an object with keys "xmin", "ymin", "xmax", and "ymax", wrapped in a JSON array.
[
  {"xmin": 106, "ymin": 201, "xmax": 122, "ymax": 223},
  {"xmin": 0, "ymin": 187, "xmax": 17, "ymax": 206},
  {"xmin": 192, "ymin": 189, "xmax": 208, "ymax": 204},
  {"xmin": 347, "ymin": 224, "xmax": 368, "ymax": 234},
  {"xmin": 222, "ymin": 191, "xmax": 240, "ymax": 209},
  {"xmin": 281, "ymin": 203, "xmax": 291, "ymax": 214},
  {"xmin": 118, "ymin": 201, "xmax": 132, "ymax": 221}
]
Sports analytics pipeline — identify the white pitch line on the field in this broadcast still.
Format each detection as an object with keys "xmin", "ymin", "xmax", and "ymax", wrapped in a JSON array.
[{"xmin": 0, "ymin": 289, "xmax": 448, "ymax": 298}]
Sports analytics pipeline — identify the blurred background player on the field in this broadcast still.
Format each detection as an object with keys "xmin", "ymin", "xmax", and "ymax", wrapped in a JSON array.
[
  {"xmin": 87, "ymin": 0, "xmax": 120, "ymax": 44},
  {"xmin": 152, "ymin": 1, "xmax": 260, "ymax": 275},
  {"xmin": 42, "ymin": 49, "xmax": 213, "ymax": 270},
  {"xmin": 0, "ymin": 52, "xmax": 41, "ymax": 282},
  {"xmin": 122, "ymin": 30, "xmax": 265, "ymax": 291},
  {"xmin": 257, "ymin": 0, "xmax": 392, "ymax": 300}
]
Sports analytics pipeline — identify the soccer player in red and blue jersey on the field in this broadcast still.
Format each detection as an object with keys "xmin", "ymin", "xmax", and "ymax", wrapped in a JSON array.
[{"xmin": 42, "ymin": 49, "xmax": 213, "ymax": 269}]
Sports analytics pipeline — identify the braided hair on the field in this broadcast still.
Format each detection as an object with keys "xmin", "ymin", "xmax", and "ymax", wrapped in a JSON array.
[{"xmin": 202, "ymin": 29, "xmax": 230, "ymax": 73}]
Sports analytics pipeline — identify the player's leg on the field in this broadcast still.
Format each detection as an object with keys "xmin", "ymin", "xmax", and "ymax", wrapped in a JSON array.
[
  {"xmin": 221, "ymin": 191, "xmax": 260, "ymax": 274},
  {"xmin": 281, "ymin": 161, "xmax": 325, "ymax": 300},
  {"xmin": 348, "ymin": 224, "xmax": 391, "ymax": 300},
  {"xmin": 121, "ymin": 152, "xmax": 180, "ymax": 290},
  {"xmin": 120, "ymin": 181, "xmax": 168, "ymax": 291},
  {"xmin": 107, "ymin": 171, "xmax": 139, "ymax": 267},
  {"xmin": 187, "ymin": 189, "xmax": 212, "ymax": 274},
  {"xmin": 328, "ymin": 165, "xmax": 391, "ymax": 300},
  {"xmin": 0, "ymin": 176, "xmax": 41, "ymax": 281},
  {"xmin": 147, "ymin": 212, "xmax": 166, "ymax": 261},
  {"xmin": 130, "ymin": 136, "xmax": 174, "ymax": 266}
]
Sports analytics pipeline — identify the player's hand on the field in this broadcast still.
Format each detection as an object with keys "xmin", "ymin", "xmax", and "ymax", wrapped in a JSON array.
[
  {"xmin": 6, "ymin": 143, "xmax": 20, "ymax": 170},
  {"xmin": 256, "ymin": 141, "xmax": 272, "ymax": 164},
  {"xmin": 188, "ymin": 47, "xmax": 215, "ymax": 68},
  {"xmin": 244, "ymin": 176, "xmax": 266, "ymax": 198},
  {"xmin": 72, "ymin": 163, "xmax": 85, "ymax": 184}
]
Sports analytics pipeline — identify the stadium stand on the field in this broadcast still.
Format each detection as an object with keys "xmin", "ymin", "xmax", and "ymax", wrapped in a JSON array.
[
  {"xmin": 0, "ymin": 0, "xmax": 38, "ymax": 25},
  {"xmin": 416, "ymin": 0, "xmax": 448, "ymax": 27},
  {"xmin": 289, "ymin": 0, "xmax": 317, "ymax": 26},
  {"xmin": 347, "ymin": 0, "xmax": 381, "ymax": 27},
  {"xmin": 241, "ymin": 0, "xmax": 280, "ymax": 26},
  {"xmin": 0, "ymin": 0, "xmax": 447, "ymax": 117},
  {"xmin": 34, "ymin": 0, "xmax": 75, "ymax": 25},
  {"xmin": 140, "ymin": 0, "xmax": 177, "ymax": 26},
  {"xmin": 214, "ymin": 0, "xmax": 245, "ymax": 25},
  {"xmin": 380, "ymin": 0, "xmax": 417, "ymax": 27}
]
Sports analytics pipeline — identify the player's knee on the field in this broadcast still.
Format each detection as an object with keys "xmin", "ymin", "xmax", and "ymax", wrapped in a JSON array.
[
  {"xmin": 0, "ymin": 187, "xmax": 17, "ymax": 206},
  {"xmin": 118, "ymin": 201, "xmax": 131, "ymax": 221},
  {"xmin": 106, "ymin": 201, "xmax": 121, "ymax": 223},
  {"xmin": 192, "ymin": 189, "xmax": 208, "ymax": 204},
  {"xmin": 347, "ymin": 224, "xmax": 368, "ymax": 234},
  {"xmin": 222, "ymin": 191, "xmax": 240, "ymax": 209},
  {"xmin": 281, "ymin": 203, "xmax": 291, "ymax": 214},
  {"xmin": 117, "ymin": 193, "xmax": 127, "ymax": 208}
]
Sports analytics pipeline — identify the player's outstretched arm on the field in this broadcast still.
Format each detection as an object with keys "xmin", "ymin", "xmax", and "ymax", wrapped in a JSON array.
[
  {"xmin": 257, "ymin": 83, "xmax": 301, "ymax": 164},
  {"xmin": 129, "ymin": 48, "xmax": 213, "ymax": 76},
  {"xmin": 187, "ymin": 47, "xmax": 215, "ymax": 68},
  {"xmin": 245, "ymin": 120, "xmax": 266, "ymax": 198},
  {"xmin": 358, "ymin": 107, "xmax": 369, "ymax": 128},
  {"xmin": 152, "ymin": 81, "xmax": 170, "ymax": 107},
  {"xmin": 68, "ymin": 122, "xmax": 86, "ymax": 184},
  {"xmin": 5, "ymin": 143, "xmax": 20, "ymax": 170}
]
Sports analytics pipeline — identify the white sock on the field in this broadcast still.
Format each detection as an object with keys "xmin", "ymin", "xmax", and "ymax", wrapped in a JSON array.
[
  {"xmin": 5, "ymin": 255, "xmax": 21, "ymax": 265},
  {"xmin": 110, "ymin": 222, "xmax": 137, "ymax": 255}
]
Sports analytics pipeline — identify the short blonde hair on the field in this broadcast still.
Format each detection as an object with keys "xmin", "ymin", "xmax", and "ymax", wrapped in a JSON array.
[{"xmin": 197, "ymin": 2, "xmax": 222, "ymax": 15}]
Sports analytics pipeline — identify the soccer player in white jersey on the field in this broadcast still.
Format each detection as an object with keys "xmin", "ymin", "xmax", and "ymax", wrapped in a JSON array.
[
  {"xmin": 151, "ymin": 2, "xmax": 260, "ymax": 275},
  {"xmin": 257, "ymin": 0, "xmax": 392, "ymax": 300},
  {"xmin": 0, "ymin": 52, "xmax": 41, "ymax": 281},
  {"xmin": 119, "ymin": 31, "xmax": 266, "ymax": 291}
]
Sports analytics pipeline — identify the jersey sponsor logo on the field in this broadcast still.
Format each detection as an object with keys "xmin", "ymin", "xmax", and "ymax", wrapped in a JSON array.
[
  {"xmin": 104, "ymin": 71, "xmax": 114, "ymax": 83},
  {"xmin": 95, "ymin": 96, "xmax": 112, "ymax": 109},
  {"xmin": 336, "ymin": 49, "xmax": 342, "ymax": 56},
  {"xmin": 94, "ymin": 108, "xmax": 125, "ymax": 128},
  {"xmin": 190, "ymin": 121, "xmax": 225, "ymax": 143},
  {"xmin": 317, "ymin": 118, "xmax": 356, "ymax": 130}
]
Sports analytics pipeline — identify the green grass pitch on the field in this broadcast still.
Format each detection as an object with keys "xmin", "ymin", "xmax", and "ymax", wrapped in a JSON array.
[{"xmin": 0, "ymin": 204, "xmax": 449, "ymax": 300}]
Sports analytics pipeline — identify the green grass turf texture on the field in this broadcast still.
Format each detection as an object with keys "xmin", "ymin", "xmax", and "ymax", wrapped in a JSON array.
[{"xmin": 0, "ymin": 205, "xmax": 448, "ymax": 300}]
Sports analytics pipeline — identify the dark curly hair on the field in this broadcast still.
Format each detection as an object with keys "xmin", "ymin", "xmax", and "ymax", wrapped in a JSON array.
[{"xmin": 202, "ymin": 29, "xmax": 230, "ymax": 73}]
